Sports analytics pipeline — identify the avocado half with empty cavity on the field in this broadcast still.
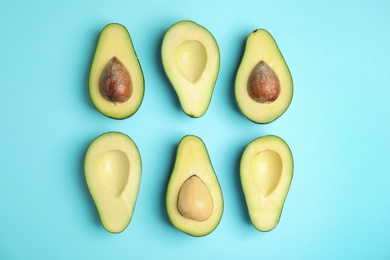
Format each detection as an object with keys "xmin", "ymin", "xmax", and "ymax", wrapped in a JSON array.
[
  {"xmin": 161, "ymin": 20, "xmax": 220, "ymax": 118},
  {"xmin": 89, "ymin": 23, "xmax": 144, "ymax": 119},
  {"xmin": 240, "ymin": 135, "xmax": 293, "ymax": 232},
  {"xmin": 235, "ymin": 29, "xmax": 293, "ymax": 124},
  {"xmin": 84, "ymin": 132, "xmax": 142, "ymax": 233},
  {"xmin": 166, "ymin": 135, "xmax": 224, "ymax": 236}
]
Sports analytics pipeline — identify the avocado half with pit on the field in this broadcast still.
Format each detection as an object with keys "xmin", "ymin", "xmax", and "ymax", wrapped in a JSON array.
[
  {"xmin": 161, "ymin": 20, "xmax": 220, "ymax": 118},
  {"xmin": 84, "ymin": 132, "xmax": 142, "ymax": 233},
  {"xmin": 240, "ymin": 135, "xmax": 293, "ymax": 232},
  {"xmin": 89, "ymin": 23, "xmax": 144, "ymax": 119},
  {"xmin": 235, "ymin": 29, "xmax": 293, "ymax": 124},
  {"xmin": 166, "ymin": 135, "xmax": 224, "ymax": 236}
]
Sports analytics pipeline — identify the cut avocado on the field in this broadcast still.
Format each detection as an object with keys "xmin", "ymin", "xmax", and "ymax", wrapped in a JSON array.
[
  {"xmin": 84, "ymin": 132, "xmax": 142, "ymax": 233},
  {"xmin": 89, "ymin": 23, "xmax": 144, "ymax": 119},
  {"xmin": 161, "ymin": 20, "xmax": 220, "ymax": 118},
  {"xmin": 235, "ymin": 29, "xmax": 293, "ymax": 124},
  {"xmin": 240, "ymin": 135, "xmax": 293, "ymax": 231},
  {"xmin": 166, "ymin": 135, "xmax": 223, "ymax": 236}
]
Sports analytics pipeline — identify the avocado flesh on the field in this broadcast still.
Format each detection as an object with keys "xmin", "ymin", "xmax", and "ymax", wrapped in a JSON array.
[
  {"xmin": 235, "ymin": 29, "xmax": 293, "ymax": 124},
  {"xmin": 89, "ymin": 23, "xmax": 144, "ymax": 119},
  {"xmin": 161, "ymin": 20, "xmax": 220, "ymax": 118},
  {"xmin": 166, "ymin": 135, "xmax": 224, "ymax": 237},
  {"xmin": 240, "ymin": 135, "xmax": 293, "ymax": 231},
  {"xmin": 84, "ymin": 132, "xmax": 142, "ymax": 233}
]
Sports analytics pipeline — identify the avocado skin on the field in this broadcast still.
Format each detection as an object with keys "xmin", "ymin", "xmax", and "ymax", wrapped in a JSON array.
[
  {"xmin": 161, "ymin": 20, "xmax": 220, "ymax": 118},
  {"xmin": 166, "ymin": 135, "xmax": 224, "ymax": 237},
  {"xmin": 235, "ymin": 29, "xmax": 293, "ymax": 124},
  {"xmin": 240, "ymin": 135, "xmax": 293, "ymax": 232},
  {"xmin": 89, "ymin": 23, "xmax": 144, "ymax": 120},
  {"xmin": 84, "ymin": 131, "xmax": 142, "ymax": 233}
]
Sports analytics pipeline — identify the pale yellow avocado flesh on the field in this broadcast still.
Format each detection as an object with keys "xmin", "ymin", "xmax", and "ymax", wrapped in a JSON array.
[
  {"xmin": 235, "ymin": 29, "xmax": 293, "ymax": 124},
  {"xmin": 89, "ymin": 23, "xmax": 144, "ymax": 119},
  {"xmin": 240, "ymin": 135, "xmax": 293, "ymax": 232},
  {"xmin": 84, "ymin": 132, "xmax": 142, "ymax": 233},
  {"xmin": 161, "ymin": 20, "xmax": 220, "ymax": 118},
  {"xmin": 166, "ymin": 135, "xmax": 224, "ymax": 237}
]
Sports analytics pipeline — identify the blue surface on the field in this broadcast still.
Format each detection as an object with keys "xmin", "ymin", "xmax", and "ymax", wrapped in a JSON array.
[{"xmin": 1, "ymin": 0, "xmax": 390, "ymax": 259}]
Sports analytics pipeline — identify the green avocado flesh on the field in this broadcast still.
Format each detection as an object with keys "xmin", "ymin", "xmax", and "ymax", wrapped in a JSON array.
[
  {"xmin": 166, "ymin": 135, "xmax": 224, "ymax": 236},
  {"xmin": 89, "ymin": 23, "xmax": 144, "ymax": 119},
  {"xmin": 84, "ymin": 132, "xmax": 142, "ymax": 233},
  {"xmin": 235, "ymin": 29, "xmax": 293, "ymax": 124},
  {"xmin": 240, "ymin": 135, "xmax": 293, "ymax": 232},
  {"xmin": 161, "ymin": 20, "xmax": 220, "ymax": 118}
]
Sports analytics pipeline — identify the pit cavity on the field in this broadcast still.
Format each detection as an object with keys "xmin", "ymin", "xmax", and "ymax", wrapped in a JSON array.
[
  {"xmin": 98, "ymin": 150, "xmax": 130, "ymax": 197},
  {"xmin": 174, "ymin": 40, "xmax": 207, "ymax": 83},
  {"xmin": 251, "ymin": 149, "xmax": 282, "ymax": 196}
]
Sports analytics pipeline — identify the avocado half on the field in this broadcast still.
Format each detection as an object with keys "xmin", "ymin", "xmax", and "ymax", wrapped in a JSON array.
[
  {"xmin": 89, "ymin": 23, "xmax": 144, "ymax": 119},
  {"xmin": 84, "ymin": 132, "xmax": 142, "ymax": 233},
  {"xmin": 240, "ymin": 135, "xmax": 293, "ymax": 231},
  {"xmin": 166, "ymin": 135, "xmax": 224, "ymax": 236},
  {"xmin": 235, "ymin": 29, "xmax": 293, "ymax": 124},
  {"xmin": 161, "ymin": 20, "xmax": 220, "ymax": 118}
]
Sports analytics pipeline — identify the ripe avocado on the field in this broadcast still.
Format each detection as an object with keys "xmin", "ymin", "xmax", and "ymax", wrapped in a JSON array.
[
  {"xmin": 240, "ymin": 135, "xmax": 293, "ymax": 231},
  {"xmin": 161, "ymin": 20, "xmax": 220, "ymax": 118},
  {"xmin": 235, "ymin": 29, "xmax": 293, "ymax": 124},
  {"xmin": 89, "ymin": 23, "xmax": 144, "ymax": 119},
  {"xmin": 84, "ymin": 132, "xmax": 142, "ymax": 233},
  {"xmin": 166, "ymin": 135, "xmax": 224, "ymax": 236}
]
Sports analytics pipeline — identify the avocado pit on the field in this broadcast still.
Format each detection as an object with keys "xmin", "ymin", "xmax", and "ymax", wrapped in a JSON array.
[
  {"xmin": 248, "ymin": 61, "xmax": 280, "ymax": 103},
  {"xmin": 100, "ymin": 57, "xmax": 132, "ymax": 103},
  {"xmin": 177, "ymin": 175, "xmax": 213, "ymax": 222}
]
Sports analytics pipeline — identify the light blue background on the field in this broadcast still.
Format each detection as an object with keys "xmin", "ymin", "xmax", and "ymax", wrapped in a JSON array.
[{"xmin": 1, "ymin": 0, "xmax": 389, "ymax": 259}]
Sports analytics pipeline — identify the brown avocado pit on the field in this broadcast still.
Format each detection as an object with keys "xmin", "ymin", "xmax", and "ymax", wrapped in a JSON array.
[
  {"xmin": 247, "ymin": 61, "xmax": 280, "ymax": 103},
  {"xmin": 100, "ymin": 56, "xmax": 133, "ymax": 103},
  {"xmin": 177, "ymin": 175, "xmax": 213, "ymax": 222}
]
